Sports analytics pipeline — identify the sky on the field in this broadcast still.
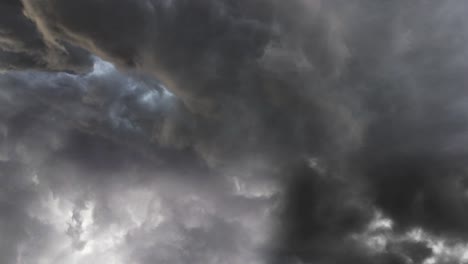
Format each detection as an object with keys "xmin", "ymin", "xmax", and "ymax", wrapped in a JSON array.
[{"xmin": 2, "ymin": 0, "xmax": 468, "ymax": 263}]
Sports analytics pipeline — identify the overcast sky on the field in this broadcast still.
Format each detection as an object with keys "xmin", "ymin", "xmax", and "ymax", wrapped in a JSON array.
[{"xmin": 2, "ymin": 1, "xmax": 468, "ymax": 263}]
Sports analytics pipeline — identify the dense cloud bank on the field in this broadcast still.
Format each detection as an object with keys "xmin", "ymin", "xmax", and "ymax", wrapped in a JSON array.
[{"xmin": 2, "ymin": 0, "xmax": 468, "ymax": 263}]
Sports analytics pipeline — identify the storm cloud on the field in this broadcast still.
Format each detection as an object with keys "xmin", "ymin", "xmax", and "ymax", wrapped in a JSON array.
[
  {"xmin": 2, "ymin": 0, "xmax": 468, "ymax": 263},
  {"xmin": 0, "ymin": 0, "xmax": 92, "ymax": 72}
]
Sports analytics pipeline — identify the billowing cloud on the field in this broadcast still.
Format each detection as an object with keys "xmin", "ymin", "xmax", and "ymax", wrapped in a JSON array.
[{"xmin": 2, "ymin": 0, "xmax": 468, "ymax": 264}]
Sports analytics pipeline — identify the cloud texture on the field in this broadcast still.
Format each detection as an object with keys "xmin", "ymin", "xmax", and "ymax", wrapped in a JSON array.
[{"xmin": 2, "ymin": 0, "xmax": 468, "ymax": 263}]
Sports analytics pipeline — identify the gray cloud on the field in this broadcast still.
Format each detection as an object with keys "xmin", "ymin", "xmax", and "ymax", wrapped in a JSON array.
[
  {"xmin": 2, "ymin": 0, "xmax": 468, "ymax": 263},
  {"xmin": 0, "ymin": 57, "xmax": 279, "ymax": 263}
]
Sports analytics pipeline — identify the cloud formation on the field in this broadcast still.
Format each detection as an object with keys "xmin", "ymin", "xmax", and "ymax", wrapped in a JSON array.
[
  {"xmin": 0, "ymin": 0, "xmax": 93, "ymax": 72},
  {"xmin": 2, "ymin": 0, "xmax": 468, "ymax": 263}
]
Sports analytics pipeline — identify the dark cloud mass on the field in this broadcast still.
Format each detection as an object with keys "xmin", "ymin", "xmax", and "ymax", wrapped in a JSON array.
[
  {"xmin": 2, "ymin": 0, "xmax": 468, "ymax": 263},
  {"xmin": 0, "ymin": 0, "xmax": 93, "ymax": 72}
]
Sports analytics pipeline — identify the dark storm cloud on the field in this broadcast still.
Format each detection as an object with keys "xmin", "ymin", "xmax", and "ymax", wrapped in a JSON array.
[
  {"xmin": 17, "ymin": 0, "xmax": 364, "ymax": 171},
  {"xmin": 270, "ymin": 1, "xmax": 468, "ymax": 261},
  {"xmin": 351, "ymin": 0, "xmax": 468, "ymax": 241},
  {"xmin": 0, "ymin": 0, "xmax": 93, "ymax": 72},
  {"xmin": 2, "ymin": 0, "xmax": 468, "ymax": 264},
  {"xmin": 20, "ymin": 0, "xmax": 272, "ymax": 109}
]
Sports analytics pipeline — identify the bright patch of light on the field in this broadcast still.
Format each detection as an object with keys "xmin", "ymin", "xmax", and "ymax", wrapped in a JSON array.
[
  {"xmin": 90, "ymin": 57, "xmax": 115, "ymax": 76},
  {"xmin": 352, "ymin": 211, "xmax": 393, "ymax": 252},
  {"xmin": 138, "ymin": 88, "xmax": 174, "ymax": 112},
  {"xmin": 368, "ymin": 212, "xmax": 393, "ymax": 231},
  {"xmin": 354, "ymin": 211, "xmax": 468, "ymax": 264},
  {"xmin": 230, "ymin": 176, "xmax": 278, "ymax": 198},
  {"xmin": 24, "ymin": 187, "xmax": 163, "ymax": 264},
  {"xmin": 407, "ymin": 228, "xmax": 424, "ymax": 241},
  {"xmin": 29, "ymin": 191, "xmax": 75, "ymax": 232}
]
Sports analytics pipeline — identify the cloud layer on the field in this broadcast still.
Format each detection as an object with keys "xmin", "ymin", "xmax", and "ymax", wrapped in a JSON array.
[{"xmin": 2, "ymin": 0, "xmax": 468, "ymax": 263}]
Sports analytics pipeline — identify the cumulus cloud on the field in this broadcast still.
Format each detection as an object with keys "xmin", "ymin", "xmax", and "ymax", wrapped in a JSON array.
[{"xmin": 2, "ymin": 0, "xmax": 468, "ymax": 263}]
